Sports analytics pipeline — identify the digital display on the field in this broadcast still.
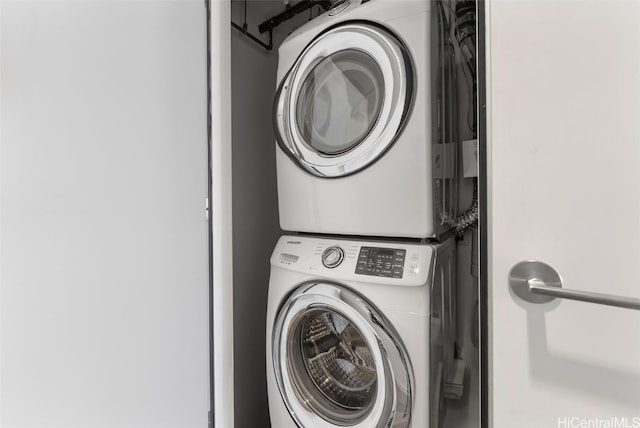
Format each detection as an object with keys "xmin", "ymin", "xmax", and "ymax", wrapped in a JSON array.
[{"xmin": 355, "ymin": 246, "xmax": 406, "ymax": 278}]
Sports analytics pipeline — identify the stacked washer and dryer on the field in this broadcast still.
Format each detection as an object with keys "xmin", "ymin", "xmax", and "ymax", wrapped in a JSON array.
[{"xmin": 266, "ymin": 0, "xmax": 459, "ymax": 427}]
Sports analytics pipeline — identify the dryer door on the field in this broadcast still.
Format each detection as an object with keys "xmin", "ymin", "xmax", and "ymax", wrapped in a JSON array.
[
  {"xmin": 274, "ymin": 23, "xmax": 413, "ymax": 178},
  {"xmin": 272, "ymin": 282, "xmax": 412, "ymax": 428}
]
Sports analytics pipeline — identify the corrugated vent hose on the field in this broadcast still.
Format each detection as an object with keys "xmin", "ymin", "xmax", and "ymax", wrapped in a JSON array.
[{"xmin": 442, "ymin": 178, "xmax": 478, "ymax": 236}]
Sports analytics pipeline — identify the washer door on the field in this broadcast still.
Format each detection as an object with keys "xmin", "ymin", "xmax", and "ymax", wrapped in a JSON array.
[
  {"xmin": 272, "ymin": 282, "xmax": 413, "ymax": 428},
  {"xmin": 274, "ymin": 23, "xmax": 413, "ymax": 178}
]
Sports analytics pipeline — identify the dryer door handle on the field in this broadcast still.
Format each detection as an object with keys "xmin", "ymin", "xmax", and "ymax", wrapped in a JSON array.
[{"xmin": 273, "ymin": 70, "xmax": 296, "ymax": 155}]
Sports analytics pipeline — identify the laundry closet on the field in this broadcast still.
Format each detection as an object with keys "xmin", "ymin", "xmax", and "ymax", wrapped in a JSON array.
[{"xmin": 226, "ymin": 1, "xmax": 480, "ymax": 427}]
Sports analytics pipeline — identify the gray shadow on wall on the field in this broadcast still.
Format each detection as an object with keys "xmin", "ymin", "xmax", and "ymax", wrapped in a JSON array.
[{"xmin": 525, "ymin": 308, "xmax": 640, "ymax": 408}]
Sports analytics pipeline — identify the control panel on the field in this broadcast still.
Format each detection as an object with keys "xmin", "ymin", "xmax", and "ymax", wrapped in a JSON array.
[
  {"xmin": 271, "ymin": 236, "xmax": 435, "ymax": 286},
  {"xmin": 355, "ymin": 246, "xmax": 406, "ymax": 278}
]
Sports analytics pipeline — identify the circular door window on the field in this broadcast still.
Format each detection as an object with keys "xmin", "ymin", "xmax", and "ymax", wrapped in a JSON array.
[
  {"xmin": 274, "ymin": 23, "xmax": 413, "ymax": 178},
  {"xmin": 295, "ymin": 50, "xmax": 385, "ymax": 156},
  {"xmin": 288, "ymin": 308, "xmax": 378, "ymax": 424},
  {"xmin": 272, "ymin": 282, "xmax": 412, "ymax": 428}
]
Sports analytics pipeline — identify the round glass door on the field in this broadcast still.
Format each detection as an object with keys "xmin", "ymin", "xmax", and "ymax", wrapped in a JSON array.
[
  {"xmin": 295, "ymin": 50, "xmax": 385, "ymax": 156},
  {"xmin": 274, "ymin": 23, "xmax": 413, "ymax": 178},
  {"xmin": 288, "ymin": 308, "xmax": 378, "ymax": 424},
  {"xmin": 272, "ymin": 282, "xmax": 412, "ymax": 428}
]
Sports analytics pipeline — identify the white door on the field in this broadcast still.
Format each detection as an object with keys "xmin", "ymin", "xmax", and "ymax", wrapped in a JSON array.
[{"xmin": 486, "ymin": 1, "xmax": 640, "ymax": 427}]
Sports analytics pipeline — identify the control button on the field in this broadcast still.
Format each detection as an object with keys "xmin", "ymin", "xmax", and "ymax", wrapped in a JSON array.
[
  {"xmin": 322, "ymin": 246, "xmax": 345, "ymax": 269},
  {"xmin": 329, "ymin": 0, "xmax": 350, "ymax": 15},
  {"xmin": 408, "ymin": 264, "xmax": 419, "ymax": 276},
  {"xmin": 410, "ymin": 252, "xmax": 419, "ymax": 260}
]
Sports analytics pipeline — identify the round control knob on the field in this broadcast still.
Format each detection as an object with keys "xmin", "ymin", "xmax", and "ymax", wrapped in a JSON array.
[
  {"xmin": 322, "ymin": 246, "xmax": 345, "ymax": 269},
  {"xmin": 328, "ymin": 0, "xmax": 350, "ymax": 16}
]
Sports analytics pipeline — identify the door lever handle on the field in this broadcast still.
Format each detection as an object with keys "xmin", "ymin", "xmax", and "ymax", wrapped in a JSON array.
[{"xmin": 509, "ymin": 261, "xmax": 640, "ymax": 311}]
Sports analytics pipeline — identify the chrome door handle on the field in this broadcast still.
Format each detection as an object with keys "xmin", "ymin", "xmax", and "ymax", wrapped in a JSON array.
[{"xmin": 509, "ymin": 261, "xmax": 640, "ymax": 311}]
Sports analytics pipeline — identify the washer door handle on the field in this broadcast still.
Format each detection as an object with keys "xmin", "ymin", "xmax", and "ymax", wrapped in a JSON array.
[{"xmin": 509, "ymin": 261, "xmax": 640, "ymax": 311}]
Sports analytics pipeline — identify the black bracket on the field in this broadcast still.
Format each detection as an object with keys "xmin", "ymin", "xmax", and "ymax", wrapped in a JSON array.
[
  {"xmin": 258, "ymin": 1, "xmax": 332, "ymax": 35},
  {"xmin": 231, "ymin": 0, "xmax": 332, "ymax": 52},
  {"xmin": 231, "ymin": 21, "xmax": 273, "ymax": 51}
]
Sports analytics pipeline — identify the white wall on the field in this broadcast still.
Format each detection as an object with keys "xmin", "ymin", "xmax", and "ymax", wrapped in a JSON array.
[{"xmin": 0, "ymin": 2, "xmax": 210, "ymax": 427}]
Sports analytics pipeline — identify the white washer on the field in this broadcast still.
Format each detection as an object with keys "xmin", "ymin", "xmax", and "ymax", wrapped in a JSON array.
[
  {"xmin": 274, "ymin": 0, "xmax": 456, "ymax": 238},
  {"xmin": 266, "ymin": 235, "xmax": 456, "ymax": 428}
]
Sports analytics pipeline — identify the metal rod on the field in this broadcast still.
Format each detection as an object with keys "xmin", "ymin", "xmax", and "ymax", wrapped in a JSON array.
[
  {"xmin": 243, "ymin": 0, "xmax": 247, "ymax": 27},
  {"xmin": 528, "ymin": 280, "xmax": 640, "ymax": 311},
  {"xmin": 231, "ymin": 21, "xmax": 273, "ymax": 51},
  {"xmin": 258, "ymin": 0, "xmax": 332, "ymax": 34}
]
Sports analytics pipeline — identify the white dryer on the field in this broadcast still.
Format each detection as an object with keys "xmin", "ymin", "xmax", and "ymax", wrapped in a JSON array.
[
  {"xmin": 266, "ymin": 235, "xmax": 456, "ymax": 428},
  {"xmin": 274, "ymin": 0, "xmax": 457, "ymax": 238}
]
